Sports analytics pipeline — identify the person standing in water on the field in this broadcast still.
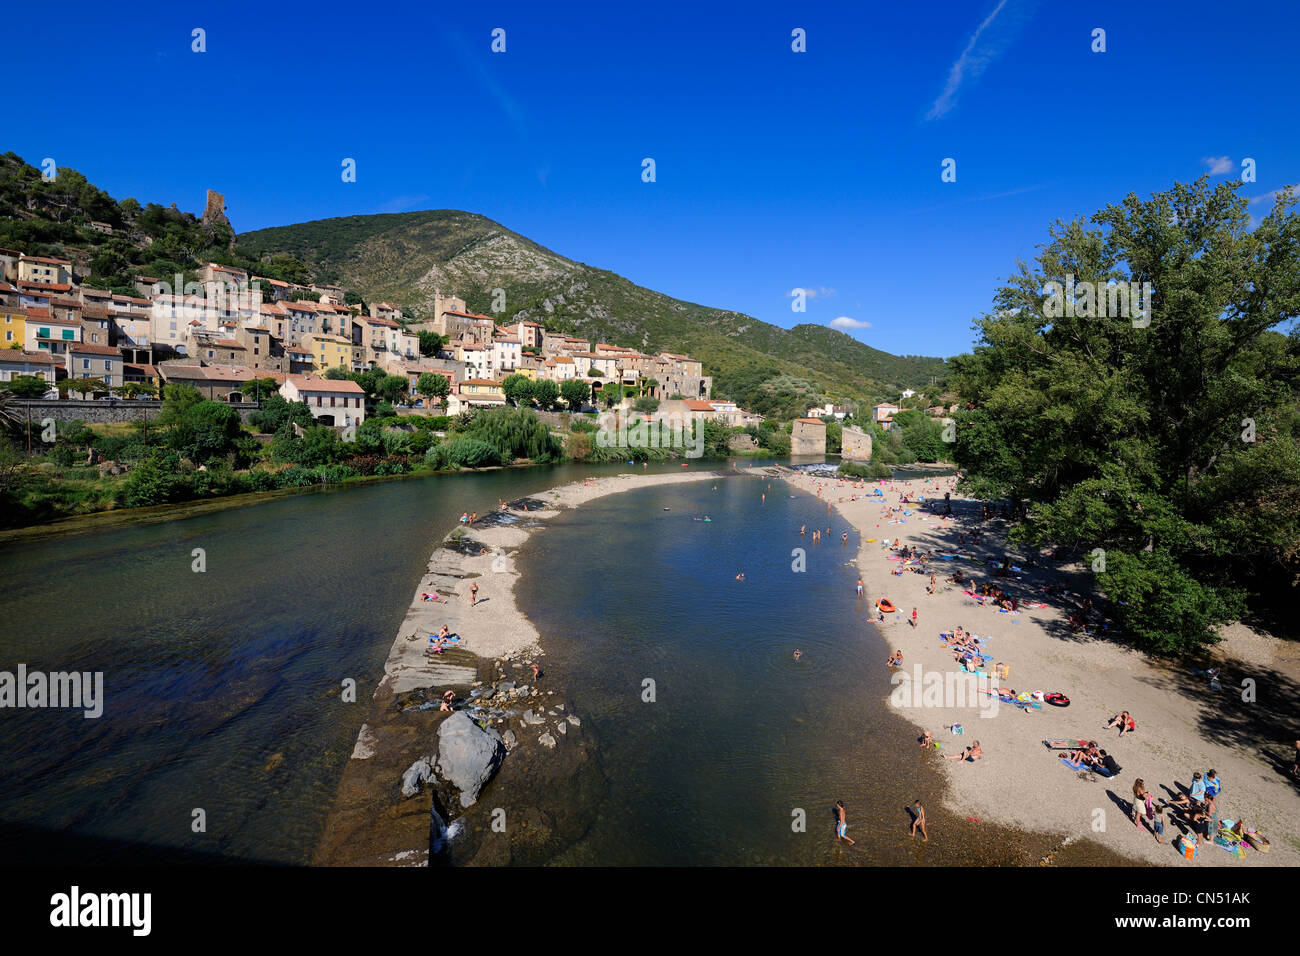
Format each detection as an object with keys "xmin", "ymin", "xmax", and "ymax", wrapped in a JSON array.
[
  {"xmin": 911, "ymin": 801, "xmax": 928, "ymax": 841},
  {"xmin": 835, "ymin": 801, "xmax": 855, "ymax": 845}
]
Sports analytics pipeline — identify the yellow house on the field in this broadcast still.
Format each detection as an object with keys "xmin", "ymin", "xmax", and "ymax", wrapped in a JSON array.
[
  {"xmin": 511, "ymin": 367, "xmax": 538, "ymax": 380},
  {"xmin": 18, "ymin": 255, "xmax": 73, "ymax": 285},
  {"xmin": 304, "ymin": 333, "xmax": 352, "ymax": 375},
  {"xmin": 2, "ymin": 306, "xmax": 27, "ymax": 348}
]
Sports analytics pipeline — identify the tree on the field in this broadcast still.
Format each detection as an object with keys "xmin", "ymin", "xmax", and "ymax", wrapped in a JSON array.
[
  {"xmin": 169, "ymin": 400, "xmax": 242, "ymax": 464},
  {"xmin": 599, "ymin": 382, "xmax": 624, "ymax": 408},
  {"xmin": 459, "ymin": 406, "xmax": 561, "ymax": 462},
  {"xmin": 249, "ymin": 393, "xmax": 313, "ymax": 433},
  {"xmin": 323, "ymin": 366, "xmax": 352, "ymax": 380},
  {"xmin": 2, "ymin": 376, "xmax": 50, "ymax": 399},
  {"xmin": 532, "ymin": 378, "xmax": 560, "ymax": 410},
  {"xmin": 634, "ymin": 396, "xmax": 659, "ymax": 414},
  {"xmin": 114, "ymin": 382, "xmax": 159, "ymax": 399},
  {"xmin": 155, "ymin": 383, "xmax": 204, "ymax": 427},
  {"xmin": 418, "ymin": 372, "xmax": 450, "ymax": 407},
  {"xmin": 502, "ymin": 373, "xmax": 534, "ymax": 407},
  {"xmin": 58, "ymin": 377, "xmax": 109, "ymax": 398},
  {"xmin": 418, "ymin": 331, "xmax": 445, "ymax": 357},
  {"xmin": 376, "ymin": 375, "xmax": 409, "ymax": 404},
  {"xmin": 240, "ymin": 377, "xmax": 279, "ymax": 401},
  {"xmin": 950, "ymin": 177, "xmax": 1300, "ymax": 653},
  {"xmin": 560, "ymin": 378, "xmax": 590, "ymax": 411}
]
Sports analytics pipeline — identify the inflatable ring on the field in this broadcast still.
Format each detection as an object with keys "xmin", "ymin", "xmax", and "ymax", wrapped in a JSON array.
[
  {"xmin": 876, "ymin": 599, "xmax": 898, "ymax": 613},
  {"xmin": 1044, "ymin": 693, "xmax": 1070, "ymax": 707}
]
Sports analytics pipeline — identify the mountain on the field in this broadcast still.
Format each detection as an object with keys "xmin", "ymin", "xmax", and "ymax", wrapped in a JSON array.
[
  {"xmin": 0, "ymin": 148, "xmax": 947, "ymax": 410},
  {"xmin": 238, "ymin": 211, "xmax": 948, "ymax": 406}
]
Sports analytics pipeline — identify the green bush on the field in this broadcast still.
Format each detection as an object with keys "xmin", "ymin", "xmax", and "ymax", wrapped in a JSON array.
[
  {"xmin": 118, "ymin": 452, "xmax": 188, "ymax": 507},
  {"xmin": 427, "ymin": 437, "xmax": 502, "ymax": 469}
]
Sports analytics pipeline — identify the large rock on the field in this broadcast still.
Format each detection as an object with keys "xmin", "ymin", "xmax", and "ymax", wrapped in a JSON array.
[{"xmin": 435, "ymin": 712, "xmax": 505, "ymax": 808}]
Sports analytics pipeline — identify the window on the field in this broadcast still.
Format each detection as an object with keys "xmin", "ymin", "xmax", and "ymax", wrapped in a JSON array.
[{"xmin": 104, "ymin": 361, "xmax": 112, "ymax": 371}]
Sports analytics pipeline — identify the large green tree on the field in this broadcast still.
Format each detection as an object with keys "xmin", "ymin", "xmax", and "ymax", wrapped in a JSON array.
[
  {"xmin": 949, "ymin": 178, "xmax": 1300, "ymax": 653},
  {"xmin": 560, "ymin": 378, "xmax": 590, "ymax": 411}
]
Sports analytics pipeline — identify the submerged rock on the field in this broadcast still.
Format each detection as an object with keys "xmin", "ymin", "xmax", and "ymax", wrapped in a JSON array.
[
  {"xmin": 436, "ymin": 712, "xmax": 506, "ymax": 808},
  {"xmin": 538, "ymin": 732, "xmax": 557, "ymax": 749}
]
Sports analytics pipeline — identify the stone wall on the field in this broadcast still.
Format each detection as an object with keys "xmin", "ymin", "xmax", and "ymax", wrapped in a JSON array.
[
  {"xmin": 12, "ymin": 399, "xmax": 260, "ymax": 425},
  {"xmin": 791, "ymin": 419, "xmax": 826, "ymax": 456},
  {"xmin": 840, "ymin": 425, "xmax": 873, "ymax": 461}
]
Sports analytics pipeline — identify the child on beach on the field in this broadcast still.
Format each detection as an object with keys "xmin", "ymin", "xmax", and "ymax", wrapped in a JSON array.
[
  {"xmin": 856, "ymin": 577, "xmax": 864, "ymax": 596},
  {"xmin": 1152, "ymin": 806, "xmax": 1165, "ymax": 843},
  {"xmin": 887, "ymin": 650, "xmax": 903, "ymax": 667},
  {"xmin": 911, "ymin": 607, "xmax": 918, "ymax": 628},
  {"xmin": 1204, "ymin": 770, "xmax": 1221, "ymax": 799},
  {"xmin": 910, "ymin": 801, "xmax": 928, "ymax": 841},
  {"xmin": 919, "ymin": 731, "xmax": 934, "ymax": 749},
  {"xmin": 835, "ymin": 801, "xmax": 855, "ymax": 845}
]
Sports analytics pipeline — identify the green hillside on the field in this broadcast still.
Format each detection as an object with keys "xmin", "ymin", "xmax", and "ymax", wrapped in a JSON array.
[
  {"xmin": 0, "ymin": 150, "xmax": 947, "ymax": 412},
  {"xmin": 239, "ymin": 211, "xmax": 948, "ymax": 410}
]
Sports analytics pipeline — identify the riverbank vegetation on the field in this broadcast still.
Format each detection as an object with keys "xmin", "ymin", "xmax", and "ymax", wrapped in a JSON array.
[
  {"xmin": 948, "ymin": 179, "xmax": 1300, "ymax": 653},
  {"xmin": 0, "ymin": 392, "xmax": 745, "ymax": 528}
]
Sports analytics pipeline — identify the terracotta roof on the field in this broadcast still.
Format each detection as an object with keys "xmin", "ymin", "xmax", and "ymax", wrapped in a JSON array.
[
  {"xmin": 285, "ymin": 375, "xmax": 363, "ymax": 394},
  {"xmin": 20, "ymin": 255, "xmax": 72, "ymax": 266},
  {"xmin": 213, "ymin": 339, "xmax": 245, "ymax": 348},
  {"xmin": 460, "ymin": 378, "xmax": 502, "ymax": 387},
  {"xmin": 160, "ymin": 364, "xmax": 266, "ymax": 384},
  {"xmin": 68, "ymin": 343, "xmax": 122, "ymax": 356},
  {"xmin": 20, "ymin": 282, "xmax": 73, "ymax": 293},
  {"xmin": 0, "ymin": 350, "xmax": 59, "ymax": 365},
  {"xmin": 443, "ymin": 309, "xmax": 495, "ymax": 321},
  {"xmin": 795, "ymin": 417, "xmax": 827, "ymax": 425},
  {"xmin": 684, "ymin": 400, "xmax": 717, "ymax": 411}
]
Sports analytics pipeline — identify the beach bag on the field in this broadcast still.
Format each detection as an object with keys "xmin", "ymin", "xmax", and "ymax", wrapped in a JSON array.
[
  {"xmin": 951, "ymin": 723, "xmax": 964, "ymax": 736},
  {"xmin": 1179, "ymin": 836, "xmax": 1198, "ymax": 861}
]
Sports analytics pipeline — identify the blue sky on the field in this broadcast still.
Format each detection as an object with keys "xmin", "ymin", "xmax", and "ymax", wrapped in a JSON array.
[{"xmin": 7, "ymin": 0, "xmax": 1297, "ymax": 358}]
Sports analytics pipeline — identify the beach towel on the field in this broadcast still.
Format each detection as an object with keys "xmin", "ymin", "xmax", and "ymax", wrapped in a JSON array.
[{"xmin": 1060, "ymin": 756, "xmax": 1112, "ymax": 777}]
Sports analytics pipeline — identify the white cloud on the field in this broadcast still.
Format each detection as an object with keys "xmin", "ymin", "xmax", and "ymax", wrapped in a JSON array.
[
  {"xmin": 1203, "ymin": 156, "xmax": 1234, "ymax": 175},
  {"xmin": 830, "ymin": 316, "xmax": 872, "ymax": 330},
  {"xmin": 926, "ymin": 0, "xmax": 1014, "ymax": 121},
  {"xmin": 1249, "ymin": 186, "xmax": 1298, "ymax": 205},
  {"xmin": 788, "ymin": 286, "xmax": 836, "ymax": 299}
]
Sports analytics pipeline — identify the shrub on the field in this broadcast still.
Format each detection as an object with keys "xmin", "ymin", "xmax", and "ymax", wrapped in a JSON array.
[
  {"xmin": 428, "ymin": 437, "xmax": 502, "ymax": 469},
  {"xmin": 118, "ymin": 452, "xmax": 188, "ymax": 507},
  {"xmin": 458, "ymin": 406, "xmax": 560, "ymax": 462}
]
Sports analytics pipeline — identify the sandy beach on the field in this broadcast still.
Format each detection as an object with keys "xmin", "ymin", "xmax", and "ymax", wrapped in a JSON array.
[{"xmin": 777, "ymin": 469, "xmax": 1300, "ymax": 866}]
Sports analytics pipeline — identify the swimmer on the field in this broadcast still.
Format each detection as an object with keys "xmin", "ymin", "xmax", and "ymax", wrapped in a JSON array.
[
  {"xmin": 856, "ymin": 577, "xmax": 864, "ymax": 596},
  {"xmin": 793, "ymin": 649, "xmax": 802, "ymax": 660},
  {"xmin": 736, "ymin": 572, "xmax": 745, "ymax": 581}
]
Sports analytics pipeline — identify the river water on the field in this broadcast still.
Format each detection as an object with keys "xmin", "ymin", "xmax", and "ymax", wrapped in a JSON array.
[
  {"xmin": 0, "ymin": 461, "xmax": 677, "ymax": 864},
  {"xmin": 0, "ymin": 460, "xmax": 1123, "ymax": 866}
]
